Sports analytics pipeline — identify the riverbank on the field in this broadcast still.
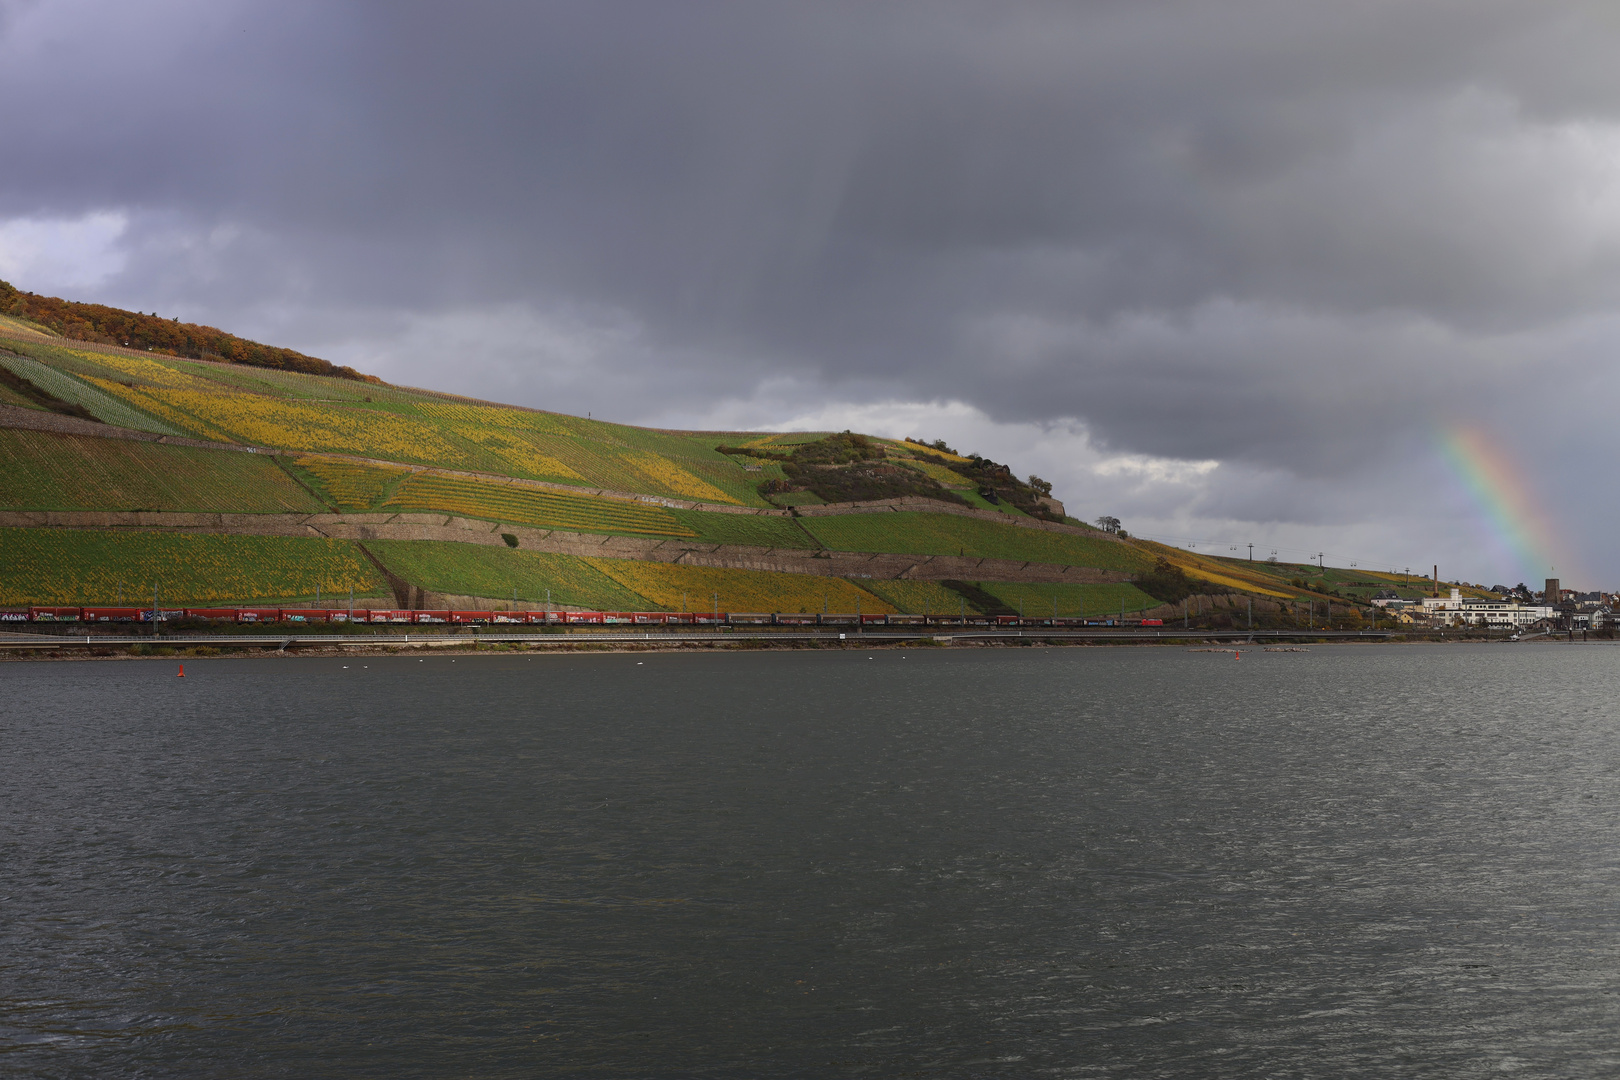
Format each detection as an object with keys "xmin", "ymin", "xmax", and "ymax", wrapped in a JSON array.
[{"xmin": 3, "ymin": 631, "xmax": 1606, "ymax": 661}]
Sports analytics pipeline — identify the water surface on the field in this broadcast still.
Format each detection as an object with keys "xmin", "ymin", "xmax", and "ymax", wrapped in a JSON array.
[{"xmin": 3, "ymin": 644, "xmax": 1619, "ymax": 1077}]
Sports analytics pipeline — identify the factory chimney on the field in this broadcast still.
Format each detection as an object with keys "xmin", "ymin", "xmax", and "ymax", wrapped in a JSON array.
[{"xmin": 1432, "ymin": 565, "xmax": 1439, "ymax": 598}]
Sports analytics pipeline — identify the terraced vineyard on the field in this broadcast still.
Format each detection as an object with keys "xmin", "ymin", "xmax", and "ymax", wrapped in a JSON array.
[
  {"xmin": 583, "ymin": 560, "xmax": 895, "ymax": 614},
  {"xmin": 6, "ymin": 315, "xmax": 1277, "ymax": 619},
  {"xmin": 667, "ymin": 509, "xmax": 813, "ymax": 548},
  {"xmin": 0, "ymin": 353, "xmax": 184, "ymax": 434},
  {"xmin": 973, "ymin": 581, "xmax": 1160, "ymax": 618},
  {"xmin": 289, "ymin": 456, "xmax": 409, "ymax": 512},
  {"xmin": 0, "ymin": 337, "xmax": 781, "ymax": 505},
  {"xmin": 0, "ymin": 528, "xmax": 386, "ymax": 605},
  {"xmin": 383, "ymin": 473, "xmax": 698, "ymax": 537},
  {"xmin": 802, "ymin": 513, "xmax": 1152, "ymax": 571},
  {"xmin": 363, "ymin": 541, "xmax": 651, "ymax": 610},
  {"xmin": 0, "ymin": 429, "xmax": 325, "ymax": 513}
]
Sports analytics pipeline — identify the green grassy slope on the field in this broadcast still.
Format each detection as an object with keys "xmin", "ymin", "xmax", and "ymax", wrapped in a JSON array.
[
  {"xmin": 0, "ymin": 429, "xmax": 325, "ymax": 514},
  {"xmin": 363, "ymin": 542, "xmax": 654, "ymax": 610},
  {"xmin": 801, "ymin": 512, "xmax": 1151, "ymax": 570},
  {"xmin": 855, "ymin": 579, "xmax": 981, "ymax": 615},
  {"xmin": 0, "ymin": 527, "xmax": 387, "ymax": 606}
]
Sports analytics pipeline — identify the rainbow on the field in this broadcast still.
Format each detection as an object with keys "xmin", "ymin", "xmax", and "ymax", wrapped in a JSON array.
[{"xmin": 1437, "ymin": 425, "xmax": 1569, "ymax": 583}]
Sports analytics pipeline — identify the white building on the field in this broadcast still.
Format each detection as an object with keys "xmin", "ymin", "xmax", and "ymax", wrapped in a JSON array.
[{"xmin": 1420, "ymin": 588, "xmax": 1552, "ymax": 628}]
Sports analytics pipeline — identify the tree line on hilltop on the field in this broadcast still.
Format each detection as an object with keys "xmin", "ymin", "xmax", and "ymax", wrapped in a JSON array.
[{"xmin": 0, "ymin": 279, "xmax": 376, "ymax": 383}]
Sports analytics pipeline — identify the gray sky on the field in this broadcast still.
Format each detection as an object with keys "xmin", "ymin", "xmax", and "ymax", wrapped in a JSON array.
[{"xmin": 3, "ymin": 0, "xmax": 1618, "ymax": 585}]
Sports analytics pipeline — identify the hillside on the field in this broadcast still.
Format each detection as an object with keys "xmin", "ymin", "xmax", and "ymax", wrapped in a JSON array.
[{"xmin": 0, "ymin": 286, "xmax": 1462, "ymax": 625}]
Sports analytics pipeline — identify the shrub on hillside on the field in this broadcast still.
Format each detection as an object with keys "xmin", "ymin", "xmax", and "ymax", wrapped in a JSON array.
[{"xmin": 1133, "ymin": 558, "xmax": 1199, "ymax": 605}]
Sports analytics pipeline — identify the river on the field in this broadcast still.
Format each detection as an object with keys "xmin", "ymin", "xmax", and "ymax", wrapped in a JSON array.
[{"xmin": 3, "ymin": 644, "xmax": 1618, "ymax": 1076}]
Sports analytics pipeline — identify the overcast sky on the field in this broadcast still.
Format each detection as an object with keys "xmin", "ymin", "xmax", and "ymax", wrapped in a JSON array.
[{"xmin": 3, "ymin": 0, "xmax": 1618, "ymax": 585}]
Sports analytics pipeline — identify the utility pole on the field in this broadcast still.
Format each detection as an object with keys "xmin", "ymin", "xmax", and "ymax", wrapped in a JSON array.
[
  {"xmin": 1318, "ymin": 552, "xmax": 1324, "ymax": 570},
  {"xmin": 1248, "ymin": 543, "xmax": 1253, "ymax": 562},
  {"xmin": 152, "ymin": 583, "xmax": 158, "ymax": 635},
  {"xmin": 1247, "ymin": 597, "xmax": 1252, "ymax": 630}
]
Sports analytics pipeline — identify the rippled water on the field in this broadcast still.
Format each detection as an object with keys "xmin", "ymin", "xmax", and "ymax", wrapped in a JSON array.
[{"xmin": 3, "ymin": 644, "xmax": 1619, "ymax": 1077}]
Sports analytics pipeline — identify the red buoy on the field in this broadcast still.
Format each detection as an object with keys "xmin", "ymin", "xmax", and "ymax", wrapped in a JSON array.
[{"xmin": 177, "ymin": 664, "xmax": 185, "ymax": 678}]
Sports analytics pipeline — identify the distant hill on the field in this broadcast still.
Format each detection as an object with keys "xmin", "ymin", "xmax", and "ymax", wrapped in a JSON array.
[
  {"xmin": 0, "ymin": 286, "xmax": 1443, "ymax": 627},
  {"xmin": 0, "ymin": 279, "xmax": 373, "ymax": 382}
]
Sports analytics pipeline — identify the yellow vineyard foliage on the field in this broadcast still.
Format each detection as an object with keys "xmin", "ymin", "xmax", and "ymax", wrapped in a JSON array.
[
  {"xmin": 446, "ymin": 425, "xmax": 588, "ymax": 482},
  {"xmin": 95, "ymin": 383, "xmax": 472, "ymax": 462},
  {"xmin": 902, "ymin": 459, "xmax": 973, "ymax": 488},
  {"xmin": 616, "ymin": 451, "xmax": 738, "ymax": 504}
]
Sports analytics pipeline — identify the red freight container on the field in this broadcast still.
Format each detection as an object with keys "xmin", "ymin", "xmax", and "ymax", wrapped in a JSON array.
[
  {"xmin": 183, "ymin": 608, "xmax": 238, "ymax": 621},
  {"xmin": 367, "ymin": 610, "xmax": 412, "ymax": 623},
  {"xmin": 449, "ymin": 611, "xmax": 494, "ymax": 624},
  {"xmin": 28, "ymin": 606, "xmax": 81, "ymax": 621},
  {"xmin": 412, "ymin": 610, "xmax": 447, "ymax": 624},
  {"xmin": 564, "ymin": 611, "xmax": 604, "ymax": 625},
  {"xmin": 1139, "ymin": 619, "xmax": 1163, "ymax": 626},
  {"xmin": 84, "ymin": 607, "xmax": 146, "ymax": 622},
  {"xmin": 491, "ymin": 612, "xmax": 525, "ymax": 624},
  {"xmin": 235, "ymin": 608, "xmax": 282, "ymax": 623}
]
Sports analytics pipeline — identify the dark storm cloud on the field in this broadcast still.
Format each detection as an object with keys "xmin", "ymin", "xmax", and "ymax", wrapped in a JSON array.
[{"xmin": 4, "ymin": 0, "xmax": 1620, "ymax": 573}]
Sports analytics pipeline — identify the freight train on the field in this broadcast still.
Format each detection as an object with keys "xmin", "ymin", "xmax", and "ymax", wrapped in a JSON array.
[{"xmin": 11, "ymin": 606, "xmax": 1164, "ymax": 629}]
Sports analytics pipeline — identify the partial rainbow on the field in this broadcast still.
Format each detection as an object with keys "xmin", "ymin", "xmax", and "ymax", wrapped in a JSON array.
[{"xmin": 1436, "ymin": 425, "xmax": 1568, "ymax": 581}]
